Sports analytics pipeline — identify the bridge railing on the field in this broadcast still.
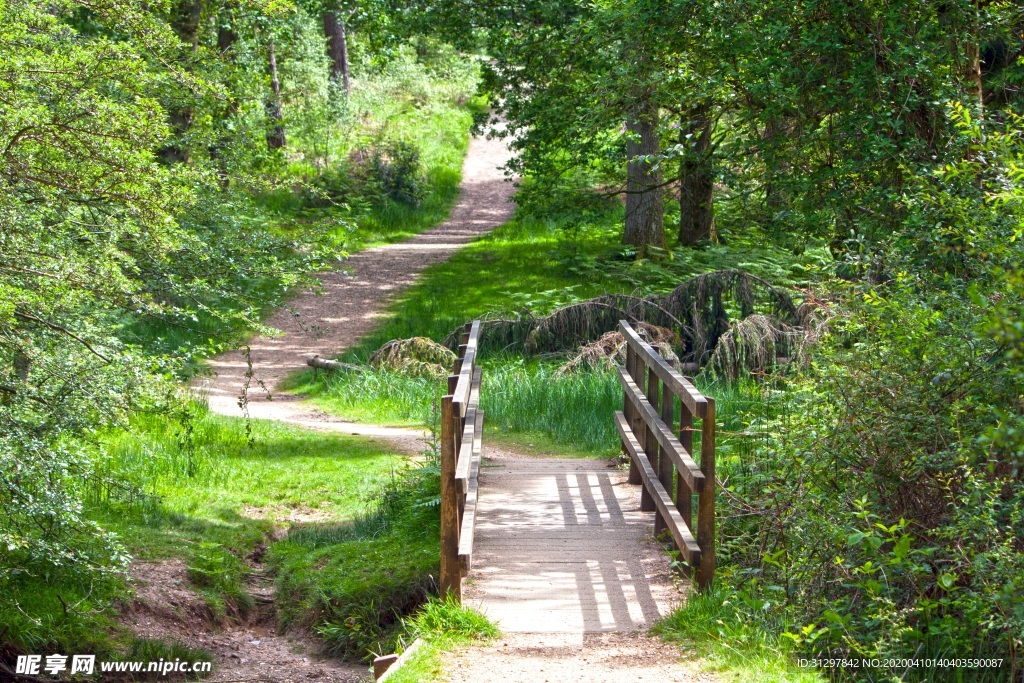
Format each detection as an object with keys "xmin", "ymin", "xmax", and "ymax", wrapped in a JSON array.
[
  {"xmin": 440, "ymin": 320, "xmax": 483, "ymax": 602},
  {"xmin": 614, "ymin": 320, "xmax": 716, "ymax": 590}
]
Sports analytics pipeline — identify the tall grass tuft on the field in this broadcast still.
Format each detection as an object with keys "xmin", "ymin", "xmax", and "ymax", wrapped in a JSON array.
[{"xmin": 481, "ymin": 360, "xmax": 622, "ymax": 454}]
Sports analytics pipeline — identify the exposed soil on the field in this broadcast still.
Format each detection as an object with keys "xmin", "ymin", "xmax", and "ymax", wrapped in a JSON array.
[
  {"xmin": 123, "ymin": 560, "xmax": 366, "ymax": 683},
  {"xmin": 445, "ymin": 632, "xmax": 713, "ymax": 683}
]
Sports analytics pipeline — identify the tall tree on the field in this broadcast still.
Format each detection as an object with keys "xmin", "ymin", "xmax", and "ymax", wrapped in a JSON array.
[
  {"xmin": 323, "ymin": 9, "xmax": 351, "ymax": 95},
  {"xmin": 676, "ymin": 106, "xmax": 714, "ymax": 245},
  {"xmin": 265, "ymin": 36, "xmax": 286, "ymax": 149},
  {"xmin": 623, "ymin": 99, "xmax": 664, "ymax": 250}
]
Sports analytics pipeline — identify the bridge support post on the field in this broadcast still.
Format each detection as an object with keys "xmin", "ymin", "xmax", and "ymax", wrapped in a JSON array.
[
  {"xmin": 440, "ymin": 391, "xmax": 461, "ymax": 602},
  {"xmin": 695, "ymin": 397, "xmax": 715, "ymax": 590}
]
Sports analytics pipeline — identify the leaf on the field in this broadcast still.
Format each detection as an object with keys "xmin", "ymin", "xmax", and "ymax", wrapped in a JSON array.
[{"xmin": 892, "ymin": 535, "xmax": 911, "ymax": 561}]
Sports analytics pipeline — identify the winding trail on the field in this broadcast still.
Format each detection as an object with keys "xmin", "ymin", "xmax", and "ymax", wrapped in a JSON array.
[
  {"xmin": 195, "ymin": 128, "xmax": 515, "ymax": 428},
  {"xmin": 135, "ymin": 129, "xmax": 515, "ymax": 683}
]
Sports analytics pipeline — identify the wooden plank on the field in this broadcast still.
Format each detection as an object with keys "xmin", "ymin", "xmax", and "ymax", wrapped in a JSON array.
[
  {"xmin": 440, "ymin": 394, "xmax": 461, "ymax": 600},
  {"xmin": 658, "ymin": 381, "xmax": 675, "ymax": 538},
  {"xmin": 456, "ymin": 367, "xmax": 483, "ymax": 494},
  {"xmin": 695, "ymin": 397, "xmax": 716, "ymax": 591},
  {"xmin": 456, "ymin": 407, "xmax": 475, "ymax": 494},
  {"xmin": 306, "ymin": 355, "xmax": 362, "ymax": 372},
  {"xmin": 630, "ymin": 353, "xmax": 655, "ymax": 512},
  {"xmin": 677, "ymin": 402, "xmax": 693, "ymax": 532},
  {"xmin": 624, "ymin": 344, "xmax": 641, "ymax": 486},
  {"xmin": 458, "ymin": 409, "xmax": 485, "ymax": 571},
  {"xmin": 451, "ymin": 322, "xmax": 482, "ymax": 416},
  {"xmin": 615, "ymin": 412, "xmax": 701, "ymax": 566},
  {"xmin": 646, "ymin": 365, "xmax": 665, "ymax": 534},
  {"xmin": 451, "ymin": 366, "xmax": 472, "ymax": 416},
  {"xmin": 616, "ymin": 367, "xmax": 705, "ymax": 493},
  {"xmin": 619, "ymin": 321, "xmax": 707, "ymax": 418},
  {"xmin": 376, "ymin": 639, "xmax": 423, "ymax": 683}
]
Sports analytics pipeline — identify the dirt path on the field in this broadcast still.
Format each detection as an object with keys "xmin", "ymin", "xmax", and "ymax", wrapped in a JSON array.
[
  {"xmin": 196, "ymin": 128, "xmax": 515, "ymax": 424},
  {"xmin": 446, "ymin": 633, "xmax": 713, "ymax": 683},
  {"xmin": 168, "ymin": 127, "xmax": 707, "ymax": 682},
  {"xmin": 122, "ymin": 129, "xmax": 514, "ymax": 683}
]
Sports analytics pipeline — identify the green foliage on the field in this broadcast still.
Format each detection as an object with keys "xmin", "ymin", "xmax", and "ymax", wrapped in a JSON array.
[
  {"xmin": 0, "ymin": 0, "xmax": 479, "ymax": 640},
  {"xmin": 701, "ymin": 120, "xmax": 1024, "ymax": 679},
  {"xmin": 405, "ymin": 595, "xmax": 500, "ymax": 642},
  {"xmin": 4, "ymin": 408, "xmax": 406, "ymax": 651},
  {"xmin": 654, "ymin": 585, "xmax": 824, "ymax": 683},
  {"xmin": 376, "ymin": 597, "xmax": 499, "ymax": 683},
  {"xmin": 269, "ymin": 451, "xmax": 443, "ymax": 661}
]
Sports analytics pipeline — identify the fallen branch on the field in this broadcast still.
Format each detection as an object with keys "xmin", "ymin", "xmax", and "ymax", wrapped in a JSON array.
[{"xmin": 306, "ymin": 355, "xmax": 364, "ymax": 373}]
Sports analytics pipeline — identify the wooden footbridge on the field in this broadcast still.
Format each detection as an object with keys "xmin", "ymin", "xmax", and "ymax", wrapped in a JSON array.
[{"xmin": 438, "ymin": 321, "xmax": 716, "ymax": 633}]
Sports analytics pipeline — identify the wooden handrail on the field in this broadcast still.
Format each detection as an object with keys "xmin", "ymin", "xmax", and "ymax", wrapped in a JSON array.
[
  {"xmin": 451, "ymin": 321, "xmax": 481, "ymax": 417},
  {"xmin": 616, "ymin": 367, "xmax": 705, "ymax": 492},
  {"xmin": 441, "ymin": 321, "xmax": 484, "ymax": 602},
  {"xmin": 619, "ymin": 321, "xmax": 707, "ymax": 418},
  {"xmin": 456, "ymin": 367, "xmax": 483, "ymax": 494},
  {"xmin": 615, "ymin": 412, "xmax": 702, "ymax": 565},
  {"xmin": 617, "ymin": 319, "xmax": 716, "ymax": 590},
  {"xmin": 458, "ymin": 408, "xmax": 484, "ymax": 571}
]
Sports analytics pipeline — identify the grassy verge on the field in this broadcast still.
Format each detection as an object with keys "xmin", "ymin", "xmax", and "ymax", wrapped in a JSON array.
[
  {"xmin": 653, "ymin": 586, "xmax": 825, "ymax": 683},
  {"xmin": 382, "ymin": 597, "xmax": 500, "ymax": 683},
  {"xmin": 267, "ymin": 442, "xmax": 442, "ymax": 661},
  {"xmin": 2, "ymin": 407, "xmax": 407, "ymax": 658}
]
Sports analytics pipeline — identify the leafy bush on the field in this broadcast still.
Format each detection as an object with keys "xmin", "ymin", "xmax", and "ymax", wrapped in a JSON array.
[
  {"xmin": 703, "ymin": 115, "xmax": 1024, "ymax": 681},
  {"xmin": 368, "ymin": 139, "xmax": 426, "ymax": 206}
]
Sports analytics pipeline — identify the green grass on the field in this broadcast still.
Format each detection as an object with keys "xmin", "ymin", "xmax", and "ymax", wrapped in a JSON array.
[
  {"xmin": 267, "ymin": 454, "xmax": 443, "ymax": 661},
  {"xmin": 330, "ymin": 216, "xmax": 629, "ymax": 361},
  {"xmin": 0, "ymin": 406, "xmax": 410, "ymax": 656},
  {"xmin": 382, "ymin": 596, "xmax": 500, "ymax": 683},
  {"xmin": 289, "ymin": 351, "xmax": 769, "ymax": 459},
  {"xmin": 653, "ymin": 585, "xmax": 825, "ymax": 683},
  {"xmin": 91, "ymin": 407, "xmax": 406, "ymax": 617},
  {"xmin": 96, "ymin": 408, "xmax": 403, "ymax": 528}
]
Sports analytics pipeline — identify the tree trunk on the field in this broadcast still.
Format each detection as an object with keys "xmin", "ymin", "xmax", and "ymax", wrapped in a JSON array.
[
  {"xmin": 171, "ymin": 0, "xmax": 204, "ymax": 49},
  {"xmin": 217, "ymin": 25, "xmax": 237, "ymax": 53},
  {"xmin": 158, "ymin": 0, "xmax": 204, "ymax": 163},
  {"xmin": 762, "ymin": 116, "xmax": 791, "ymax": 235},
  {"xmin": 323, "ymin": 11, "xmax": 351, "ymax": 95},
  {"xmin": 623, "ymin": 100, "xmax": 664, "ymax": 252},
  {"xmin": 265, "ymin": 38, "xmax": 286, "ymax": 150},
  {"xmin": 966, "ymin": 40, "xmax": 984, "ymax": 117},
  {"xmin": 678, "ymin": 107, "xmax": 713, "ymax": 246},
  {"xmin": 211, "ymin": 23, "xmax": 239, "ymax": 187}
]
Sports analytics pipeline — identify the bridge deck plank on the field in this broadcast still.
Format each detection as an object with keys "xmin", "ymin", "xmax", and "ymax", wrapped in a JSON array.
[{"xmin": 462, "ymin": 453, "xmax": 685, "ymax": 633}]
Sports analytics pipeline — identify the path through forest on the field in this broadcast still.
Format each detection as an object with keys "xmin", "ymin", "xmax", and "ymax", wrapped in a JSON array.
[
  {"xmin": 197, "ymin": 127, "xmax": 515, "ymax": 426},
  {"xmin": 178, "ymin": 127, "xmax": 709, "ymax": 682}
]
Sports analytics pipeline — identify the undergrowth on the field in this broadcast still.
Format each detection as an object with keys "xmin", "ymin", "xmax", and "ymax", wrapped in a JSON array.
[
  {"xmin": 0, "ymin": 406, "xmax": 405, "ymax": 658},
  {"xmin": 654, "ymin": 585, "xmax": 824, "ymax": 683},
  {"xmin": 267, "ymin": 438, "xmax": 443, "ymax": 661}
]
